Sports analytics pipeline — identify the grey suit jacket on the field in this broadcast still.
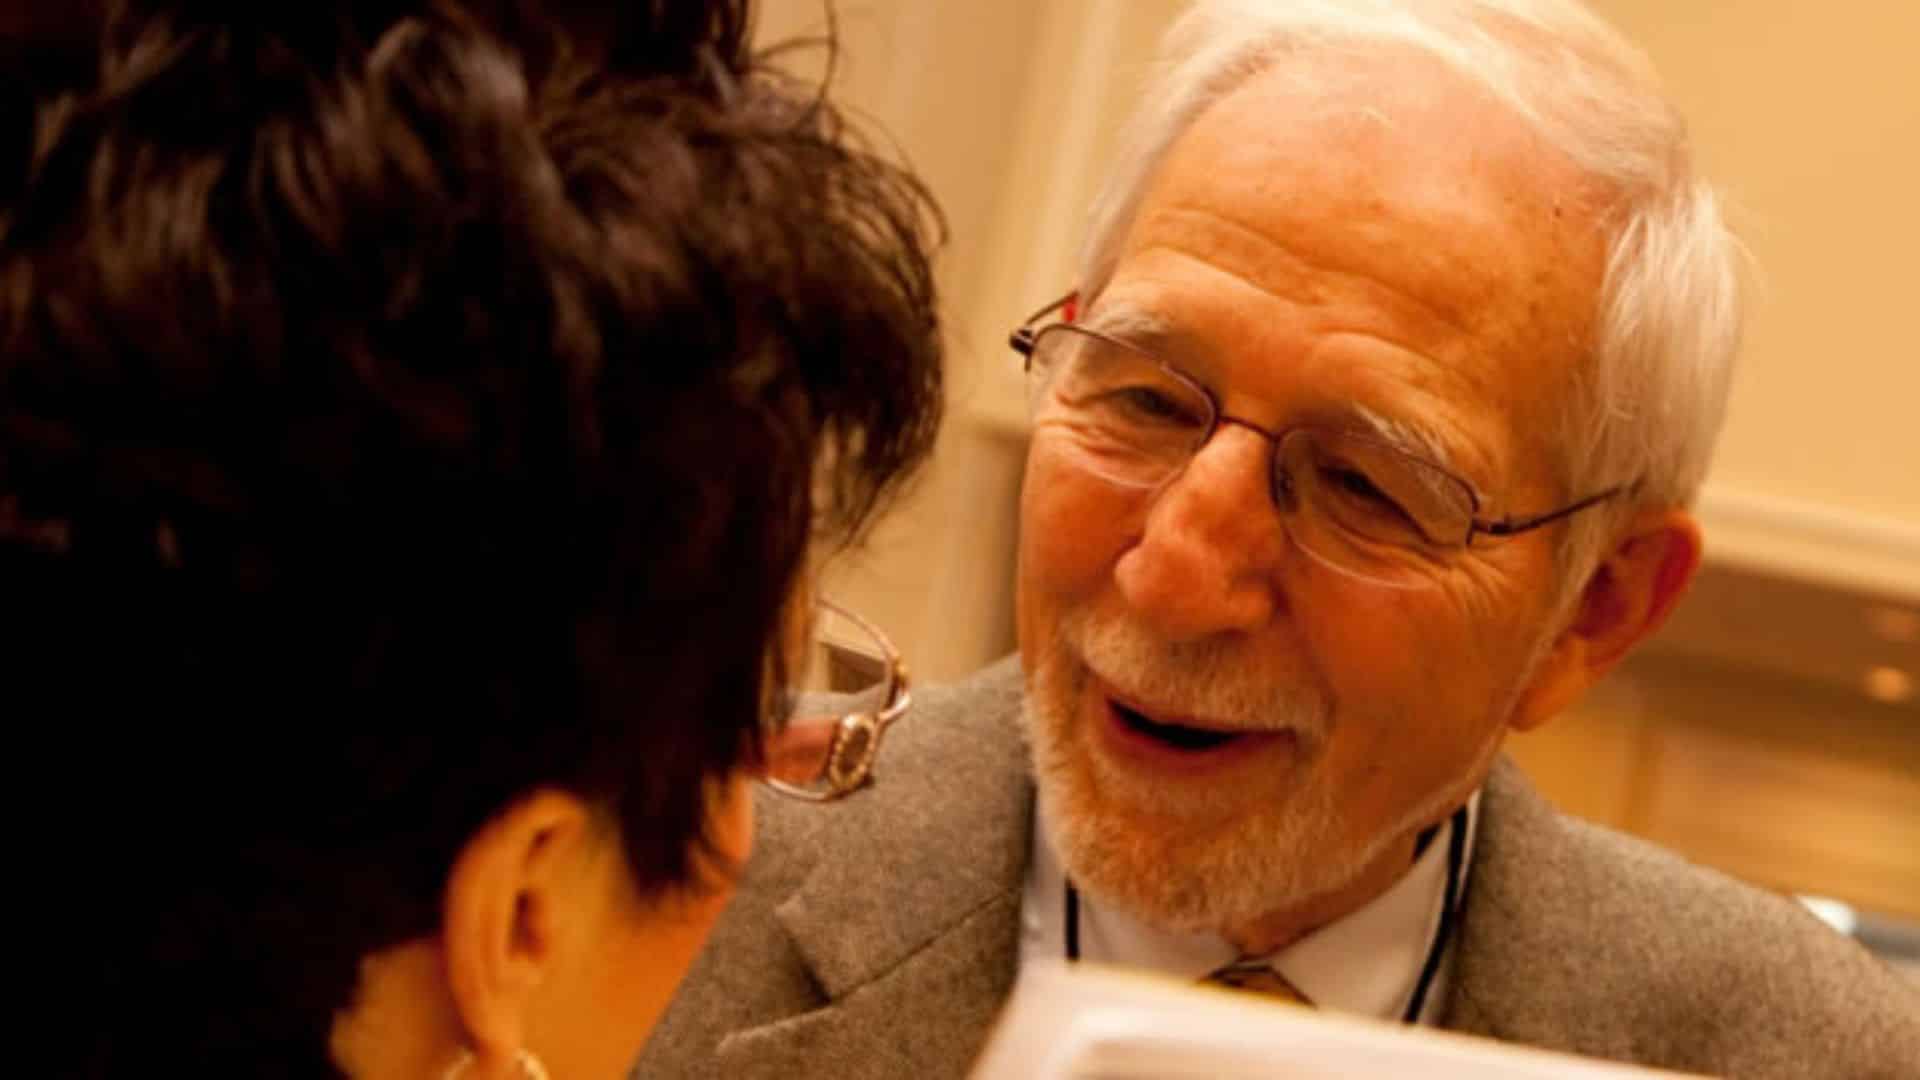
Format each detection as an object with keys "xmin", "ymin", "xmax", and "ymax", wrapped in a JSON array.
[{"xmin": 637, "ymin": 657, "xmax": 1920, "ymax": 1078}]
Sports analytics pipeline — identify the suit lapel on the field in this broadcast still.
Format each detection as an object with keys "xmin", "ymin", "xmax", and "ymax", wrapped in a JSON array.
[
  {"xmin": 711, "ymin": 657, "xmax": 1035, "ymax": 1077},
  {"xmin": 714, "ymin": 887, "xmax": 1026, "ymax": 1075}
]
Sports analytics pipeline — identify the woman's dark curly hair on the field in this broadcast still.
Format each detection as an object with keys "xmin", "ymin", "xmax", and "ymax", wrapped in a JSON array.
[{"xmin": 0, "ymin": 1, "xmax": 942, "ymax": 1075}]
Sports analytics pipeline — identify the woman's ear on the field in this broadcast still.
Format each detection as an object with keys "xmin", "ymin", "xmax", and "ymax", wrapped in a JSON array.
[
  {"xmin": 1510, "ymin": 508, "xmax": 1702, "ymax": 732},
  {"xmin": 440, "ymin": 789, "xmax": 595, "ymax": 1071}
]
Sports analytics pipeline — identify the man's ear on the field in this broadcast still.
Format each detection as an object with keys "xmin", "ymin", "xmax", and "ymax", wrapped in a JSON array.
[
  {"xmin": 1510, "ymin": 508, "xmax": 1702, "ymax": 732},
  {"xmin": 440, "ymin": 789, "xmax": 593, "ymax": 1069}
]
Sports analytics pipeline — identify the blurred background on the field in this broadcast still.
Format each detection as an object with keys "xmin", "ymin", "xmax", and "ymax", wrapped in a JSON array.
[{"xmin": 755, "ymin": 0, "xmax": 1919, "ymax": 979}]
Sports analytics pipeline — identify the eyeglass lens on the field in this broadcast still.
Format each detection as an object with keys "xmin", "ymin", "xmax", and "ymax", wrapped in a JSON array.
[
  {"xmin": 762, "ymin": 603, "xmax": 898, "ymax": 798},
  {"xmin": 1027, "ymin": 326, "xmax": 1477, "ymax": 586}
]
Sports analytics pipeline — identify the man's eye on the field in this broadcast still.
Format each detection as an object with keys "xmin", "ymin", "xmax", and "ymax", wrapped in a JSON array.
[
  {"xmin": 1328, "ymin": 467, "xmax": 1388, "ymax": 500},
  {"xmin": 1102, "ymin": 386, "xmax": 1201, "ymax": 425},
  {"xmin": 1322, "ymin": 467, "xmax": 1418, "ymax": 523}
]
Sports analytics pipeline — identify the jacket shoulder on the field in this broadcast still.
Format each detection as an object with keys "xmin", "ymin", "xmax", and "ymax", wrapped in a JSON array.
[{"xmin": 1453, "ymin": 759, "xmax": 1920, "ymax": 1077}]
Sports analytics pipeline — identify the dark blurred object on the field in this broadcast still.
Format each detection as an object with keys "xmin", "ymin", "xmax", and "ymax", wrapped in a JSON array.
[
  {"xmin": 1, "ymin": 0, "xmax": 944, "ymax": 1074},
  {"xmin": 1, "ymin": 1, "xmax": 107, "ymax": 201}
]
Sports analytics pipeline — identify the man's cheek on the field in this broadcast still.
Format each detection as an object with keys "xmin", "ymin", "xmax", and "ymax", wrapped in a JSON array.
[
  {"xmin": 1302, "ymin": 583, "xmax": 1413, "ymax": 668},
  {"xmin": 1021, "ymin": 455, "xmax": 1129, "ymax": 593}
]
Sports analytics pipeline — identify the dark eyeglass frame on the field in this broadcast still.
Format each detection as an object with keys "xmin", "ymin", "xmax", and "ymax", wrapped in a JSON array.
[
  {"xmin": 1010, "ymin": 292, "xmax": 1631, "ymax": 549},
  {"xmin": 760, "ymin": 599, "xmax": 912, "ymax": 803}
]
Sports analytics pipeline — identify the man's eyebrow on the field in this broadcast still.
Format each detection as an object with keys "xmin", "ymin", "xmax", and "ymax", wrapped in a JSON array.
[
  {"xmin": 1079, "ymin": 306, "xmax": 1176, "ymax": 344},
  {"xmin": 1352, "ymin": 404, "xmax": 1466, "ymax": 482}
]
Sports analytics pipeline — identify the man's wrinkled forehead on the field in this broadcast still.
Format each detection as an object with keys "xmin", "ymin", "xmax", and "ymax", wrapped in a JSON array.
[
  {"xmin": 1162, "ymin": 58, "xmax": 1598, "ymax": 298},
  {"xmin": 1105, "ymin": 52, "xmax": 1612, "ymax": 428}
]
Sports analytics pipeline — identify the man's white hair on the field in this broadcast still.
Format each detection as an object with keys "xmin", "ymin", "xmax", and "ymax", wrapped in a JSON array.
[{"xmin": 1077, "ymin": 0, "xmax": 1743, "ymax": 590}]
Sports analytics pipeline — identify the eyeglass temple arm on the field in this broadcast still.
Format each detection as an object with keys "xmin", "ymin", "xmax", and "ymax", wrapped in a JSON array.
[
  {"xmin": 876, "ymin": 684, "xmax": 913, "ymax": 728},
  {"xmin": 1009, "ymin": 291, "xmax": 1080, "ymax": 356},
  {"xmin": 824, "ymin": 600, "xmax": 914, "ymax": 730},
  {"xmin": 1469, "ymin": 483, "xmax": 1631, "ymax": 541}
]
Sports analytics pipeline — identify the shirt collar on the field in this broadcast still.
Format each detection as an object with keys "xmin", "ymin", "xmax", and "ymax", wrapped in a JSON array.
[{"xmin": 1020, "ymin": 791, "xmax": 1479, "ymax": 1024}]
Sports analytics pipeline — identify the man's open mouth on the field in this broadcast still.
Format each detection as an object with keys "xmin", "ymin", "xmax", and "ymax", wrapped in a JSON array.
[{"xmin": 1111, "ymin": 699, "xmax": 1244, "ymax": 752}]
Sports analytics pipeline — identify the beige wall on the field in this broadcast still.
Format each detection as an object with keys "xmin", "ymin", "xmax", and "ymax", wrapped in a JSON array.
[
  {"xmin": 757, "ymin": 0, "xmax": 1186, "ymax": 680},
  {"xmin": 1585, "ymin": 0, "xmax": 1920, "ymax": 596},
  {"xmin": 1589, "ymin": 0, "xmax": 1920, "ymax": 524}
]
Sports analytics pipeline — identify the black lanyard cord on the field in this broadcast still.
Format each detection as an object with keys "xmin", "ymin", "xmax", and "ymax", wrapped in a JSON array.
[
  {"xmin": 1064, "ymin": 803, "xmax": 1469, "ymax": 1026},
  {"xmin": 1401, "ymin": 802, "xmax": 1469, "ymax": 1022},
  {"xmin": 1065, "ymin": 874, "xmax": 1082, "ymax": 962}
]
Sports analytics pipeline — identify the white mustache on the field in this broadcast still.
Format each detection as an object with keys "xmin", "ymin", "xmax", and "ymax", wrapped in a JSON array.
[{"xmin": 1061, "ymin": 612, "xmax": 1329, "ymax": 738}]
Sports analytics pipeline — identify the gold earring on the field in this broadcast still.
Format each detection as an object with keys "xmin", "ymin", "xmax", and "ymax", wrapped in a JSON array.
[{"xmin": 440, "ymin": 1047, "xmax": 550, "ymax": 1080}]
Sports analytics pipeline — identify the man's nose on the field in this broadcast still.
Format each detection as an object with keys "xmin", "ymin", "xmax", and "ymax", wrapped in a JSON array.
[{"xmin": 1113, "ymin": 424, "xmax": 1288, "ymax": 641}]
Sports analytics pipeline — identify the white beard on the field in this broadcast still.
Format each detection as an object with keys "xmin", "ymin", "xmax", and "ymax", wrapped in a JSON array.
[{"xmin": 1022, "ymin": 610, "xmax": 1514, "ymax": 936}]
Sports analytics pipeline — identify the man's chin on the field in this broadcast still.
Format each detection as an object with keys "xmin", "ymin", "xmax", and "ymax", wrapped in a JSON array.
[
  {"xmin": 1031, "ymin": 732, "xmax": 1351, "ymax": 934},
  {"xmin": 1041, "ymin": 781, "xmax": 1340, "ymax": 934}
]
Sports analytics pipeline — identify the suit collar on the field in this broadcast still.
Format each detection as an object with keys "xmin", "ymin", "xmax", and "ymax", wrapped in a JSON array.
[
  {"xmin": 771, "ymin": 656, "xmax": 1035, "ymax": 1000},
  {"xmin": 701, "ymin": 660, "xmax": 1034, "ymax": 1077}
]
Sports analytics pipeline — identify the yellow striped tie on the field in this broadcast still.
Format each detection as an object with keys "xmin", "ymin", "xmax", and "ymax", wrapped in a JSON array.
[{"xmin": 1203, "ymin": 958, "xmax": 1314, "ymax": 1006}]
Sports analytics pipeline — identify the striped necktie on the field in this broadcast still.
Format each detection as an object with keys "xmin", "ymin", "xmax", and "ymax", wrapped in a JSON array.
[
  {"xmin": 1202, "ymin": 956, "xmax": 1314, "ymax": 1006},
  {"xmin": 1205, "ymin": 953, "xmax": 1313, "ymax": 1006}
]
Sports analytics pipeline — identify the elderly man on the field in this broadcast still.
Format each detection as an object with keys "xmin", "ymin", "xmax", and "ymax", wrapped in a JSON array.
[{"xmin": 638, "ymin": 1, "xmax": 1920, "ymax": 1077}]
